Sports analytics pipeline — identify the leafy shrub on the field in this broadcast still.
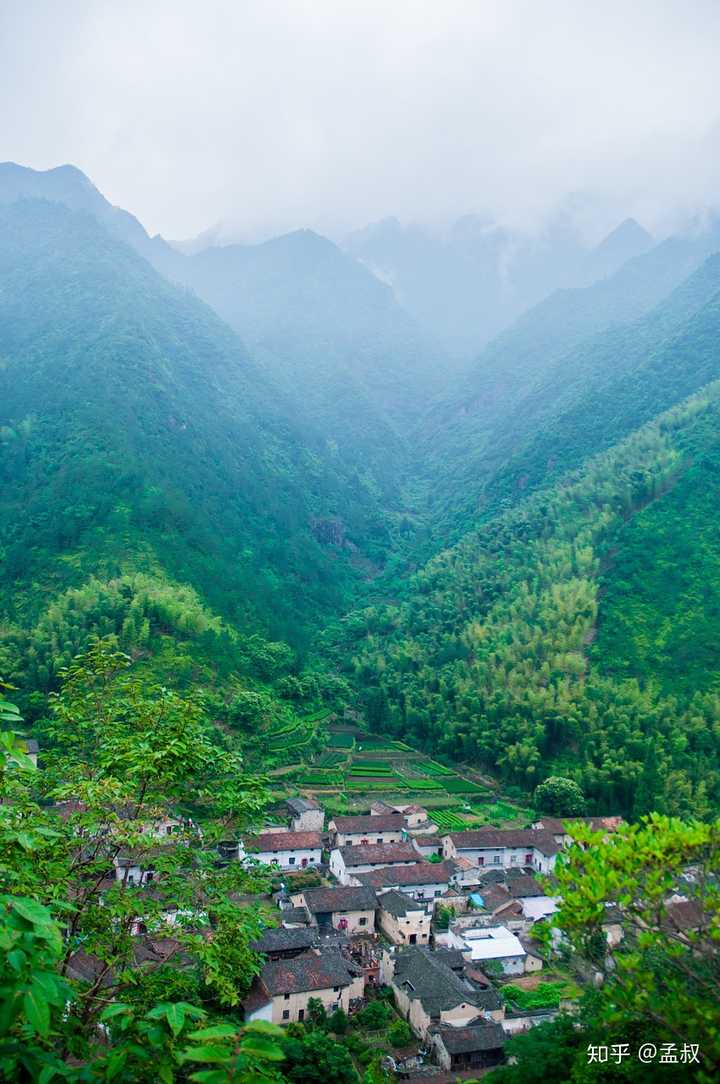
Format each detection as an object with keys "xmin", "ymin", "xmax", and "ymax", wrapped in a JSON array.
[
  {"xmin": 353, "ymin": 1000, "xmax": 391, "ymax": 1031},
  {"xmin": 388, "ymin": 1019, "xmax": 413, "ymax": 1047}
]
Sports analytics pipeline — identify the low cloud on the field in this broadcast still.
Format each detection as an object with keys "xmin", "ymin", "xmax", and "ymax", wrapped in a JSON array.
[{"xmin": 2, "ymin": 0, "xmax": 720, "ymax": 240}]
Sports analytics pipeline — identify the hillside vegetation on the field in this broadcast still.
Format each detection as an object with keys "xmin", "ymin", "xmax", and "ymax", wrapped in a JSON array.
[
  {"xmin": 332, "ymin": 383, "xmax": 720, "ymax": 816},
  {"xmin": 3, "ymin": 172, "xmax": 720, "ymax": 823}
]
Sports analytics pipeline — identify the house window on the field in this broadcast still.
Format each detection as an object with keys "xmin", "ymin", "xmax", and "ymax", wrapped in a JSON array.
[
  {"xmin": 493, "ymin": 855, "xmax": 500, "ymax": 865},
  {"xmin": 298, "ymin": 1009, "xmax": 305, "ymax": 1022},
  {"xmin": 434, "ymin": 889, "xmax": 442, "ymax": 897},
  {"xmin": 284, "ymin": 993, "xmax": 290, "ymax": 1001},
  {"xmin": 525, "ymin": 854, "xmax": 533, "ymax": 865},
  {"xmin": 333, "ymin": 986, "xmax": 340, "ymax": 993},
  {"xmin": 282, "ymin": 1010, "xmax": 289, "ymax": 1020},
  {"xmin": 289, "ymin": 857, "xmax": 296, "ymax": 865},
  {"xmin": 377, "ymin": 838, "xmax": 383, "ymax": 844},
  {"xmin": 359, "ymin": 916, "xmax": 367, "ymax": 926}
]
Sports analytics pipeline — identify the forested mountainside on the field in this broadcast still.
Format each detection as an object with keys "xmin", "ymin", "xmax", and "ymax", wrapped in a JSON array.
[
  {"xmin": 331, "ymin": 382, "xmax": 720, "ymax": 816},
  {"xmin": 419, "ymin": 229, "xmax": 720, "ymax": 535},
  {"xmin": 3, "ymin": 163, "xmax": 720, "ymax": 824},
  {"xmin": 423, "ymin": 249, "xmax": 720, "ymax": 539},
  {"xmin": 165, "ymin": 229, "xmax": 444, "ymax": 500},
  {"xmin": 0, "ymin": 163, "xmax": 443, "ymax": 503},
  {"xmin": 344, "ymin": 210, "xmax": 653, "ymax": 356},
  {"xmin": 0, "ymin": 198, "xmax": 397, "ymax": 709}
]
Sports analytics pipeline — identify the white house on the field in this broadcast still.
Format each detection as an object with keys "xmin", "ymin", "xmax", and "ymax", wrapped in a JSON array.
[
  {"xmin": 443, "ymin": 829, "xmax": 559, "ymax": 874},
  {"xmin": 246, "ymin": 831, "xmax": 323, "ymax": 870},
  {"xmin": 329, "ymin": 842, "xmax": 421, "ymax": 885},
  {"xmin": 353, "ymin": 860, "xmax": 458, "ymax": 903},
  {"xmin": 328, "ymin": 813, "xmax": 405, "ymax": 848}
]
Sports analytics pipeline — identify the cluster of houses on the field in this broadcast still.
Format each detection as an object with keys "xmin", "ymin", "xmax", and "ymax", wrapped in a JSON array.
[
  {"xmin": 41, "ymin": 774, "xmax": 629, "ymax": 1077},
  {"xmin": 233, "ymin": 797, "xmax": 609, "ymax": 1074}
]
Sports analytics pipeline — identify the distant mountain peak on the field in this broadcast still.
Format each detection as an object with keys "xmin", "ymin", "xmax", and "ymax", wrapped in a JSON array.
[{"xmin": 594, "ymin": 217, "xmax": 653, "ymax": 254}]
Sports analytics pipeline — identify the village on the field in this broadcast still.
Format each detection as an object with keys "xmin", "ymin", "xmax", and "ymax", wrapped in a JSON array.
[
  {"xmin": 91, "ymin": 781, "xmax": 629, "ymax": 1080},
  {"xmin": 16, "ymin": 714, "xmax": 712, "ymax": 1083}
]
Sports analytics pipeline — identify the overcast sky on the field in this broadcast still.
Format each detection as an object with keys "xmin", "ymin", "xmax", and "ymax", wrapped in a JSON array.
[{"xmin": 2, "ymin": 1, "xmax": 720, "ymax": 241}]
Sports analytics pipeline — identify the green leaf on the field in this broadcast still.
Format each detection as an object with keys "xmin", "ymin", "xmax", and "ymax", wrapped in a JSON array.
[
  {"xmin": 24, "ymin": 987, "xmax": 50, "ymax": 1038},
  {"xmin": 240, "ymin": 1035, "xmax": 285, "ymax": 1061},
  {"xmin": 187, "ymin": 1024, "xmax": 238, "ymax": 1041},
  {"xmin": 164, "ymin": 1002, "xmax": 186, "ymax": 1037},
  {"xmin": 180, "ymin": 1044, "xmax": 229, "ymax": 1064},
  {"xmin": 6, "ymin": 949, "xmax": 26, "ymax": 973},
  {"xmin": 10, "ymin": 897, "xmax": 53, "ymax": 928},
  {"xmin": 100, "ymin": 1003, "xmax": 132, "ymax": 1022}
]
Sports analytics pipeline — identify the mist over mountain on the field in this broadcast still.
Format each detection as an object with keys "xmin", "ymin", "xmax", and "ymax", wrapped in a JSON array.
[{"xmin": 344, "ymin": 206, "xmax": 655, "ymax": 356}]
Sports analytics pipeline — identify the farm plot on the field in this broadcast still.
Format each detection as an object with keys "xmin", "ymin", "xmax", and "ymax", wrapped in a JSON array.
[
  {"xmin": 441, "ymin": 777, "xmax": 488, "ymax": 795},
  {"xmin": 327, "ymin": 732, "xmax": 355, "ymax": 749},
  {"xmin": 431, "ymin": 809, "xmax": 473, "ymax": 831},
  {"xmin": 420, "ymin": 760, "xmax": 456, "ymax": 776}
]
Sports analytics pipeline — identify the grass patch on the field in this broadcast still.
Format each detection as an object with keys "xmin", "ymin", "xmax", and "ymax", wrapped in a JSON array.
[{"xmin": 502, "ymin": 981, "xmax": 571, "ymax": 1011}]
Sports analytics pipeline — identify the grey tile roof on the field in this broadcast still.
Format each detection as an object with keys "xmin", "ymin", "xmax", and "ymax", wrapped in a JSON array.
[
  {"xmin": 251, "ymin": 927, "xmax": 317, "ymax": 954},
  {"xmin": 436, "ymin": 1022, "xmax": 506, "ymax": 1054},
  {"xmin": 287, "ymin": 798, "xmax": 321, "ymax": 814},
  {"xmin": 260, "ymin": 950, "xmax": 355, "ymax": 995},
  {"xmin": 392, "ymin": 946, "xmax": 502, "ymax": 1018},
  {"xmin": 301, "ymin": 885, "xmax": 378, "ymax": 914},
  {"xmin": 337, "ymin": 842, "xmax": 419, "ymax": 867},
  {"xmin": 507, "ymin": 874, "xmax": 545, "ymax": 897},
  {"xmin": 249, "ymin": 831, "xmax": 323, "ymax": 852},
  {"xmin": 356, "ymin": 860, "xmax": 456, "ymax": 889},
  {"xmin": 378, "ymin": 890, "xmax": 423, "ymax": 917},
  {"xmin": 447, "ymin": 829, "xmax": 560, "ymax": 857},
  {"xmin": 332, "ymin": 814, "xmax": 405, "ymax": 833}
]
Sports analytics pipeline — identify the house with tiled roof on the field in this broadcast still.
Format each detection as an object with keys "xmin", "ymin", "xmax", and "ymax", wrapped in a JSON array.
[
  {"xmin": 378, "ymin": 890, "xmax": 431, "ymax": 946},
  {"xmin": 328, "ymin": 813, "xmax": 405, "ymax": 848},
  {"xmin": 286, "ymin": 797, "xmax": 324, "ymax": 834},
  {"xmin": 387, "ymin": 945, "xmax": 504, "ymax": 1040},
  {"xmin": 532, "ymin": 816, "xmax": 623, "ymax": 846},
  {"xmin": 432, "ymin": 1021, "xmax": 506, "ymax": 1072},
  {"xmin": 442, "ymin": 829, "xmax": 560, "ymax": 873},
  {"xmin": 330, "ymin": 841, "xmax": 421, "ymax": 885},
  {"xmin": 291, "ymin": 884, "xmax": 378, "ymax": 935},
  {"xmin": 251, "ymin": 926, "xmax": 317, "ymax": 959},
  {"xmin": 245, "ymin": 830, "xmax": 323, "ymax": 871},
  {"xmin": 243, "ymin": 949, "xmax": 364, "ymax": 1024},
  {"xmin": 353, "ymin": 859, "xmax": 457, "ymax": 902},
  {"xmin": 413, "ymin": 834, "xmax": 444, "ymax": 858}
]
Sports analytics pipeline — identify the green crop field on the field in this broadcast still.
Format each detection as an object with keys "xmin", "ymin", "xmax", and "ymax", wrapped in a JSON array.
[
  {"xmin": 296, "ymin": 771, "xmax": 343, "ymax": 786},
  {"xmin": 431, "ymin": 809, "xmax": 470, "ymax": 831},
  {"xmin": 316, "ymin": 751, "xmax": 347, "ymax": 767},
  {"xmin": 351, "ymin": 759, "xmax": 393, "ymax": 771},
  {"xmin": 420, "ymin": 760, "xmax": 456, "ymax": 776},
  {"xmin": 441, "ymin": 777, "xmax": 487, "ymax": 794},
  {"xmin": 327, "ymin": 733, "xmax": 355, "ymax": 749}
]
